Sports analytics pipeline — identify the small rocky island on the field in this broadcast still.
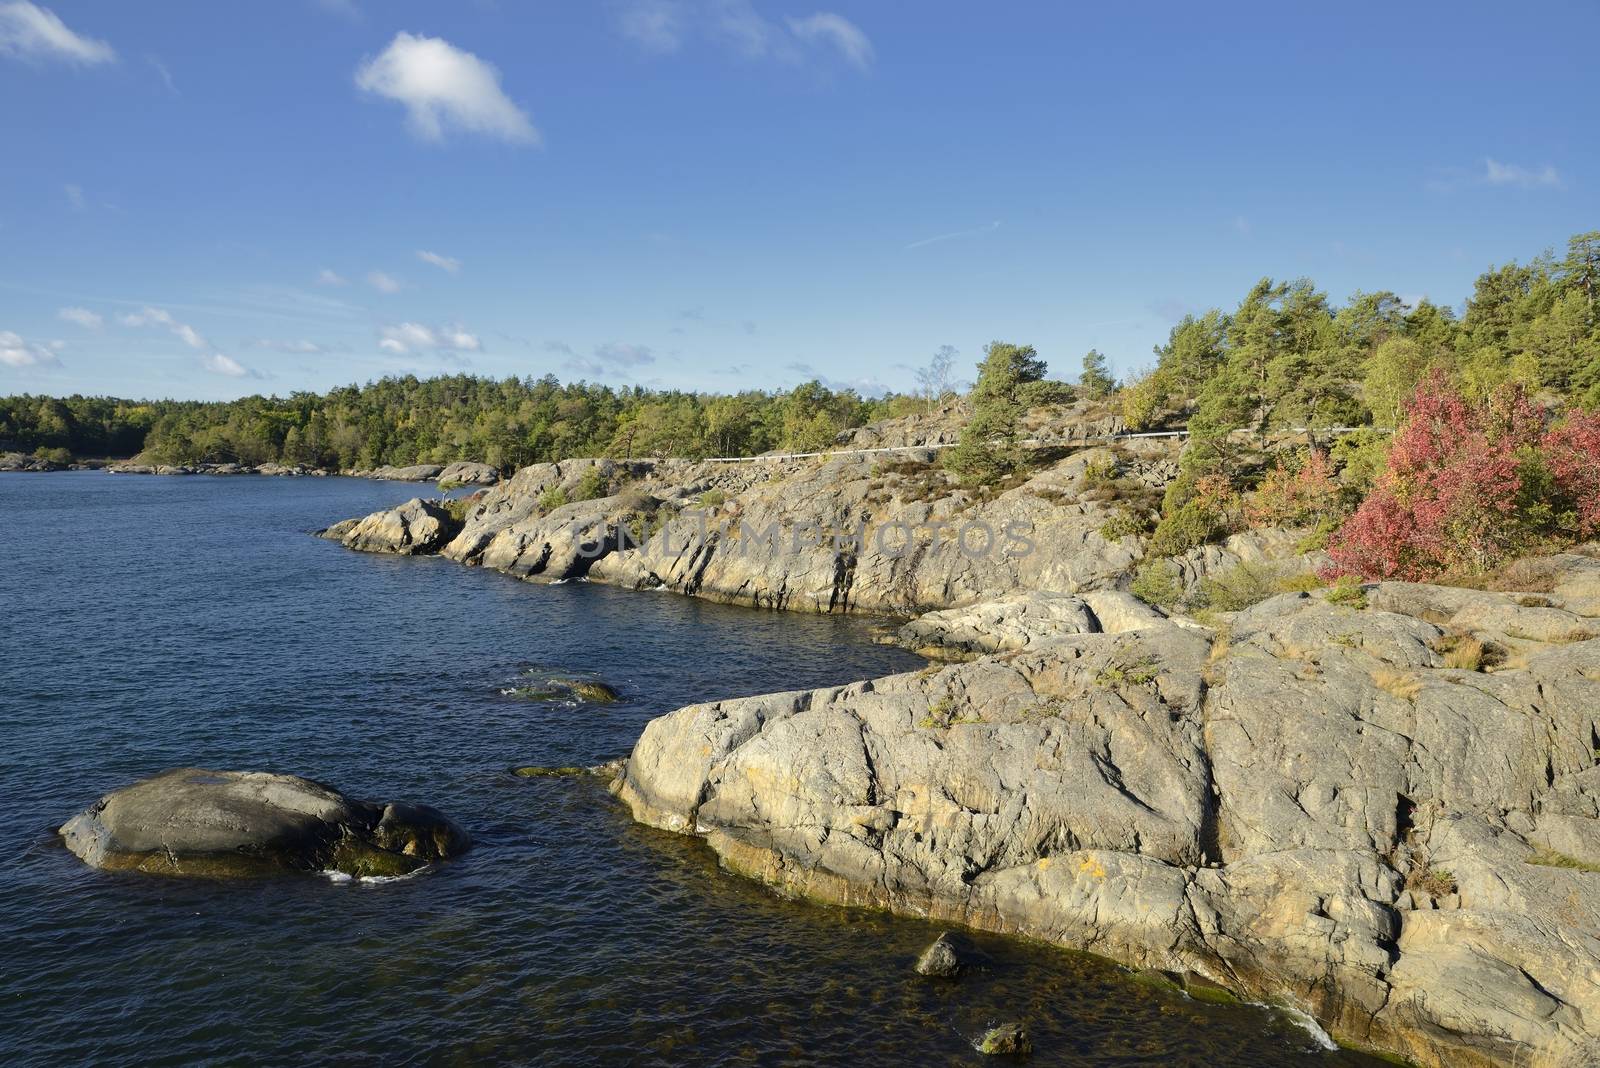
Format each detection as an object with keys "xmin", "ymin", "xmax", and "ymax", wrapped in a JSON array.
[{"xmin": 60, "ymin": 768, "xmax": 470, "ymax": 879}]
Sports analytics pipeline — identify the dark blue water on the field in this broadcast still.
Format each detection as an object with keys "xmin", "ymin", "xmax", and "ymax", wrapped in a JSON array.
[{"xmin": 0, "ymin": 473, "xmax": 1385, "ymax": 1066}]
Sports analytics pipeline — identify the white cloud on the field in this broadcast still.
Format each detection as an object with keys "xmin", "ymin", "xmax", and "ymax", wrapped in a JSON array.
[
  {"xmin": 57, "ymin": 305, "xmax": 103, "ymax": 330},
  {"xmin": 614, "ymin": 0, "xmax": 685, "ymax": 53},
  {"xmin": 316, "ymin": 267, "xmax": 349, "ymax": 286},
  {"xmin": 355, "ymin": 32, "xmax": 538, "ymax": 145},
  {"xmin": 63, "ymin": 182, "xmax": 84, "ymax": 210},
  {"xmin": 416, "ymin": 249, "xmax": 461, "ymax": 273},
  {"xmin": 1483, "ymin": 158, "xmax": 1563, "ymax": 189},
  {"xmin": 378, "ymin": 321, "xmax": 482, "ymax": 355},
  {"xmin": 0, "ymin": 2, "xmax": 114, "ymax": 65},
  {"xmin": 120, "ymin": 306, "xmax": 209, "ymax": 349},
  {"xmin": 250, "ymin": 338, "xmax": 326, "ymax": 354},
  {"xmin": 786, "ymin": 13, "xmax": 872, "ymax": 69},
  {"xmin": 0, "ymin": 329, "xmax": 62, "ymax": 368},
  {"xmin": 367, "ymin": 270, "xmax": 402, "ymax": 293},
  {"xmin": 201, "ymin": 353, "xmax": 253, "ymax": 378}
]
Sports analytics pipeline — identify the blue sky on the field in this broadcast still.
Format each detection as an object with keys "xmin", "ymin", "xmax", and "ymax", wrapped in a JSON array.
[{"xmin": 0, "ymin": 0, "xmax": 1594, "ymax": 400}]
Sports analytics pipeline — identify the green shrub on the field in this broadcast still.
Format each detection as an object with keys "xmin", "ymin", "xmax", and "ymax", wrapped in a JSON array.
[
  {"xmin": 1147, "ymin": 499, "xmax": 1225, "ymax": 557},
  {"xmin": 1194, "ymin": 560, "xmax": 1278, "ymax": 614},
  {"xmin": 698, "ymin": 488, "xmax": 727, "ymax": 509},
  {"xmin": 1099, "ymin": 506, "xmax": 1151, "ymax": 541},
  {"xmin": 1130, "ymin": 558, "xmax": 1182, "ymax": 609},
  {"xmin": 1082, "ymin": 456, "xmax": 1118, "ymax": 489},
  {"xmin": 1275, "ymin": 571, "xmax": 1324, "ymax": 594},
  {"xmin": 1325, "ymin": 576, "xmax": 1368, "ymax": 608},
  {"xmin": 538, "ymin": 485, "xmax": 569, "ymax": 512},
  {"xmin": 573, "ymin": 467, "xmax": 607, "ymax": 501}
]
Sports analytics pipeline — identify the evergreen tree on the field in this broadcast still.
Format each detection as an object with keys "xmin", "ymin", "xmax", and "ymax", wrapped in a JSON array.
[
  {"xmin": 1078, "ymin": 350, "xmax": 1115, "ymax": 398},
  {"xmin": 944, "ymin": 342, "xmax": 1046, "ymax": 483}
]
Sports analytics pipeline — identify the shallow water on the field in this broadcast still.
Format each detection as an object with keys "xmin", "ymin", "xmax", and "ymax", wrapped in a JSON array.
[{"xmin": 0, "ymin": 472, "xmax": 1387, "ymax": 1065}]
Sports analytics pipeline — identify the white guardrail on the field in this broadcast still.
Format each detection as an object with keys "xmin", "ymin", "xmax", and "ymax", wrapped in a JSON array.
[{"xmin": 697, "ymin": 426, "xmax": 1384, "ymax": 464}]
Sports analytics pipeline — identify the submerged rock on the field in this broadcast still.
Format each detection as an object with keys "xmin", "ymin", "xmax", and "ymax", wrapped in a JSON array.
[
  {"xmin": 914, "ymin": 932, "xmax": 962, "ymax": 978},
  {"xmin": 977, "ymin": 1022, "xmax": 1030, "ymax": 1056},
  {"xmin": 503, "ymin": 672, "xmax": 620, "ymax": 704},
  {"xmin": 59, "ymin": 768, "xmax": 469, "ymax": 878}
]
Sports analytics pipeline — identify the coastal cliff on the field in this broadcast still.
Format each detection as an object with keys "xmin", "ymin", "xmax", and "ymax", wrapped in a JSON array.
[{"xmin": 327, "ymin": 435, "xmax": 1295, "ymax": 614}]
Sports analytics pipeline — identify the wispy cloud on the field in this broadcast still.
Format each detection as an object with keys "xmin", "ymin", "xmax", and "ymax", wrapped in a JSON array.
[
  {"xmin": 120, "ymin": 305, "xmax": 208, "ymax": 349},
  {"xmin": 0, "ymin": 2, "xmax": 114, "ymax": 66},
  {"xmin": 378, "ymin": 321, "xmax": 481, "ymax": 355},
  {"xmin": 0, "ymin": 329, "xmax": 62, "ymax": 368},
  {"xmin": 784, "ymin": 360, "xmax": 885, "ymax": 395},
  {"xmin": 904, "ymin": 219, "xmax": 999, "ymax": 250},
  {"xmin": 416, "ymin": 249, "xmax": 461, "ymax": 273},
  {"xmin": 316, "ymin": 268, "xmax": 349, "ymax": 286},
  {"xmin": 249, "ymin": 337, "xmax": 327, "ymax": 354},
  {"xmin": 612, "ymin": 2, "xmax": 873, "ymax": 70},
  {"xmin": 63, "ymin": 183, "xmax": 84, "ymax": 210},
  {"xmin": 201, "ymin": 353, "xmax": 260, "ymax": 378},
  {"xmin": 57, "ymin": 305, "xmax": 103, "ymax": 330},
  {"xmin": 1483, "ymin": 157, "xmax": 1563, "ymax": 189},
  {"xmin": 147, "ymin": 54, "xmax": 176, "ymax": 94},
  {"xmin": 1428, "ymin": 157, "xmax": 1567, "ymax": 193},
  {"xmin": 566, "ymin": 341, "xmax": 656, "ymax": 377},
  {"xmin": 786, "ymin": 13, "xmax": 873, "ymax": 69},
  {"xmin": 613, "ymin": 0, "xmax": 685, "ymax": 53},
  {"xmin": 355, "ymin": 32, "xmax": 538, "ymax": 145},
  {"xmin": 366, "ymin": 270, "xmax": 402, "ymax": 293}
]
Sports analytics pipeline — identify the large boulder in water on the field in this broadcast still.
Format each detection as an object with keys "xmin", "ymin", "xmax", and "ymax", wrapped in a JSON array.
[
  {"xmin": 341, "ymin": 497, "xmax": 462, "ymax": 555},
  {"xmin": 59, "ymin": 769, "xmax": 470, "ymax": 878}
]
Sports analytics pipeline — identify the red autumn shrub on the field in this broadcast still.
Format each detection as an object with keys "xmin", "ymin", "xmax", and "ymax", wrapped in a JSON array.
[
  {"xmin": 1324, "ymin": 371, "xmax": 1542, "ymax": 580},
  {"xmin": 1245, "ymin": 448, "xmax": 1338, "ymax": 528},
  {"xmin": 1545, "ymin": 409, "xmax": 1600, "ymax": 537}
]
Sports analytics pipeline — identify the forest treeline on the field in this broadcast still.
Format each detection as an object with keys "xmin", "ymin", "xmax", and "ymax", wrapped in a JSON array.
[
  {"xmin": 0, "ymin": 376, "xmax": 923, "ymax": 469},
  {"xmin": 1, "ymin": 230, "xmax": 1595, "ymax": 476}
]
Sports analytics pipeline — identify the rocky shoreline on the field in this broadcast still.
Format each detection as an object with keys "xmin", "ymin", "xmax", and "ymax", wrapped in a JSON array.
[
  {"xmin": 308, "ymin": 415, "xmax": 1600, "ymax": 1067},
  {"xmin": 1, "ymin": 452, "xmax": 499, "ymax": 485}
]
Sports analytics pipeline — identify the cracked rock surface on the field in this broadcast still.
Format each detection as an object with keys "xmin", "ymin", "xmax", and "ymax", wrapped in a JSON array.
[
  {"xmin": 338, "ymin": 496, "xmax": 462, "ymax": 556},
  {"xmin": 613, "ymin": 581, "xmax": 1600, "ymax": 1068}
]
